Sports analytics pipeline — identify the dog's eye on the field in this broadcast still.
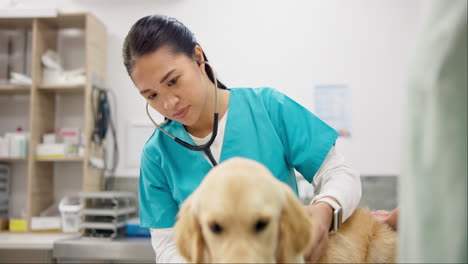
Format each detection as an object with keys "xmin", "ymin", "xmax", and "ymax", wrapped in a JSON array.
[
  {"xmin": 254, "ymin": 219, "xmax": 269, "ymax": 232},
  {"xmin": 209, "ymin": 222, "xmax": 223, "ymax": 234}
]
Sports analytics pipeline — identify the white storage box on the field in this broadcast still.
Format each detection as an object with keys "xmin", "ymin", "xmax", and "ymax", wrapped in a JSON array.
[
  {"xmin": 37, "ymin": 143, "xmax": 66, "ymax": 158},
  {"xmin": 58, "ymin": 196, "xmax": 82, "ymax": 233},
  {"xmin": 42, "ymin": 133, "xmax": 56, "ymax": 144},
  {"xmin": 57, "ymin": 128, "xmax": 81, "ymax": 144},
  {"xmin": 31, "ymin": 216, "xmax": 61, "ymax": 230}
]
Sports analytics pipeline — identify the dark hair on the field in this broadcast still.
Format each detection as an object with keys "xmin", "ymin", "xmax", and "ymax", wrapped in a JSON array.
[{"xmin": 123, "ymin": 14, "xmax": 226, "ymax": 89}]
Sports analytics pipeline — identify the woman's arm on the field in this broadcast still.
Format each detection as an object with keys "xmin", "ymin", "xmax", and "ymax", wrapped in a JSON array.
[
  {"xmin": 150, "ymin": 228, "xmax": 187, "ymax": 263},
  {"xmin": 304, "ymin": 146, "xmax": 362, "ymax": 262},
  {"xmin": 310, "ymin": 146, "xmax": 362, "ymax": 221}
]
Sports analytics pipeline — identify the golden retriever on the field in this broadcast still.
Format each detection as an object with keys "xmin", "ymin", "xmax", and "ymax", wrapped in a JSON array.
[{"xmin": 175, "ymin": 157, "xmax": 396, "ymax": 263}]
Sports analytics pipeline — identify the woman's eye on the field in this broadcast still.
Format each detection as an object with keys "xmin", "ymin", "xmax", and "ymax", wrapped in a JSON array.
[
  {"xmin": 148, "ymin": 93, "xmax": 157, "ymax": 100},
  {"xmin": 168, "ymin": 77, "xmax": 178, "ymax": 86}
]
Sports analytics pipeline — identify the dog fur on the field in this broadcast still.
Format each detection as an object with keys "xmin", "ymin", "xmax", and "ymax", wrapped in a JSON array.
[{"xmin": 175, "ymin": 157, "xmax": 396, "ymax": 263}]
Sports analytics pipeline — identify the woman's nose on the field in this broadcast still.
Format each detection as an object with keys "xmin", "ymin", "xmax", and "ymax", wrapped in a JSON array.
[{"xmin": 163, "ymin": 93, "xmax": 179, "ymax": 110}]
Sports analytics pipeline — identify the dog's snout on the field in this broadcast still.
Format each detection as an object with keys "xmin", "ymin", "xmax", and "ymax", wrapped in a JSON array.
[{"xmin": 217, "ymin": 242, "xmax": 275, "ymax": 263}]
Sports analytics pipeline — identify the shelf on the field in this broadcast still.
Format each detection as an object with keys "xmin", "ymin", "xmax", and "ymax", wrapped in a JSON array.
[
  {"xmin": 0, "ymin": 85, "xmax": 31, "ymax": 94},
  {"xmin": 41, "ymin": 13, "xmax": 87, "ymax": 29},
  {"xmin": 81, "ymin": 221, "xmax": 126, "ymax": 230},
  {"xmin": 0, "ymin": 18, "xmax": 33, "ymax": 28},
  {"xmin": 0, "ymin": 158, "xmax": 28, "ymax": 163},
  {"xmin": 36, "ymin": 157, "xmax": 84, "ymax": 162},
  {"xmin": 81, "ymin": 207, "xmax": 136, "ymax": 217},
  {"xmin": 37, "ymin": 84, "xmax": 85, "ymax": 93}
]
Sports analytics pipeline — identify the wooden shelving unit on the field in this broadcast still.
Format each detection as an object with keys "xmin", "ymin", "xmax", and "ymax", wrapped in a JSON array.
[
  {"xmin": 0, "ymin": 84, "xmax": 31, "ymax": 94},
  {"xmin": 36, "ymin": 157, "xmax": 84, "ymax": 162},
  {"xmin": 37, "ymin": 84, "xmax": 85, "ymax": 93},
  {"xmin": 0, "ymin": 13, "xmax": 107, "ymax": 231},
  {"xmin": 0, "ymin": 158, "xmax": 28, "ymax": 163}
]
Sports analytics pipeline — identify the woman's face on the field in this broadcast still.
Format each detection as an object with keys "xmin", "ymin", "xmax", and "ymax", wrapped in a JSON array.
[{"xmin": 131, "ymin": 46, "xmax": 209, "ymax": 127}]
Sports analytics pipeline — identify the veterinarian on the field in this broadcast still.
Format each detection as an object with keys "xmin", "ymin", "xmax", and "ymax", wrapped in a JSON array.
[{"xmin": 123, "ymin": 14, "xmax": 362, "ymax": 263}]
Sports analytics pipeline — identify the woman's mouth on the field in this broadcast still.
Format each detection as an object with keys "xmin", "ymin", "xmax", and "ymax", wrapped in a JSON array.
[{"xmin": 173, "ymin": 106, "xmax": 190, "ymax": 119}]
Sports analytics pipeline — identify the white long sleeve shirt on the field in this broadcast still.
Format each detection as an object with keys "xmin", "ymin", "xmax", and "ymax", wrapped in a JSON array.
[{"xmin": 150, "ymin": 112, "xmax": 361, "ymax": 263}]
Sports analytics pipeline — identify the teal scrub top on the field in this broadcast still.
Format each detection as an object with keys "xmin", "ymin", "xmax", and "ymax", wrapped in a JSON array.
[{"xmin": 139, "ymin": 87, "xmax": 339, "ymax": 228}]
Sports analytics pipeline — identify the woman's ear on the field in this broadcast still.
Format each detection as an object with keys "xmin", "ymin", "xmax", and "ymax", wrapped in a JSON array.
[
  {"xmin": 276, "ymin": 183, "xmax": 313, "ymax": 263},
  {"xmin": 174, "ymin": 194, "xmax": 206, "ymax": 263},
  {"xmin": 194, "ymin": 45, "xmax": 205, "ymax": 65}
]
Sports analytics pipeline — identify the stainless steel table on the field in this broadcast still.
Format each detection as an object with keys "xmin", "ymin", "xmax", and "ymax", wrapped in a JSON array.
[{"xmin": 53, "ymin": 237, "xmax": 154, "ymax": 263}]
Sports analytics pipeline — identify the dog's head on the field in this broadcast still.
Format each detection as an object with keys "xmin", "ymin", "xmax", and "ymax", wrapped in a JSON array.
[{"xmin": 175, "ymin": 157, "xmax": 312, "ymax": 263}]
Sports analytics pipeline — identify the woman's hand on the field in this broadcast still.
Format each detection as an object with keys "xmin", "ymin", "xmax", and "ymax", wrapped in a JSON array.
[
  {"xmin": 371, "ymin": 208, "xmax": 399, "ymax": 231},
  {"xmin": 303, "ymin": 201, "xmax": 334, "ymax": 262}
]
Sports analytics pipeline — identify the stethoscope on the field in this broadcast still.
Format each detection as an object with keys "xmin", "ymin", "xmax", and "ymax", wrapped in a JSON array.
[{"xmin": 146, "ymin": 61, "xmax": 219, "ymax": 167}]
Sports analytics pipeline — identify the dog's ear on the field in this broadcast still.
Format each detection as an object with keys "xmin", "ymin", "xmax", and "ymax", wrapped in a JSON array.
[
  {"xmin": 276, "ymin": 183, "xmax": 313, "ymax": 263},
  {"xmin": 174, "ymin": 195, "xmax": 206, "ymax": 263}
]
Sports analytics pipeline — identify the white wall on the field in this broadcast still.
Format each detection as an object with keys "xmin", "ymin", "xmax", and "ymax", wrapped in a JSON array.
[{"xmin": 1, "ymin": 0, "xmax": 431, "ymax": 177}]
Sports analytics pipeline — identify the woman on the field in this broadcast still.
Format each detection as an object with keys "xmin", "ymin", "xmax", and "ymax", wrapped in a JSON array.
[{"xmin": 123, "ymin": 14, "xmax": 361, "ymax": 263}]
